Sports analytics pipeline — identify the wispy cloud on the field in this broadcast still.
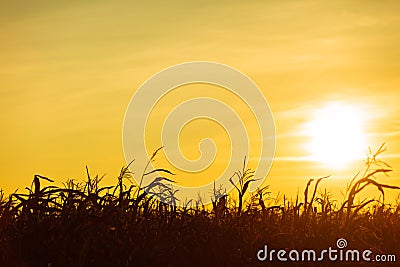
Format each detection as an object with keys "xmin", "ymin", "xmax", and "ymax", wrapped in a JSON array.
[
  {"xmin": 273, "ymin": 156, "xmax": 314, "ymax": 162},
  {"xmin": 366, "ymin": 131, "xmax": 400, "ymax": 138}
]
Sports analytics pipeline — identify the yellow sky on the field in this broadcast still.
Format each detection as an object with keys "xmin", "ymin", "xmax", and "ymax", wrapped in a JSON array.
[{"xmin": 1, "ymin": 0, "xmax": 400, "ymax": 201}]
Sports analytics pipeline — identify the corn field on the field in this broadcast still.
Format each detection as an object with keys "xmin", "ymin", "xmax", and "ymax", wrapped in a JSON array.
[{"xmin": 0, "ymin": 145, "xmax": 399, "ymax": 267}]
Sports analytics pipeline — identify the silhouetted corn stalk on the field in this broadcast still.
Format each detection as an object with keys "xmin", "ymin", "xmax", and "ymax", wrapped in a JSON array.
[{"xmin": 229, "ymin": 157, "xmax": 257, "ymax": 215}]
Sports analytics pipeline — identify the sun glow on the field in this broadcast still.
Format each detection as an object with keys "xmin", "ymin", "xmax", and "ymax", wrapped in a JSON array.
[{"xmin": 306, "ymin": 102, "xmax": 368, "ymax": 169}]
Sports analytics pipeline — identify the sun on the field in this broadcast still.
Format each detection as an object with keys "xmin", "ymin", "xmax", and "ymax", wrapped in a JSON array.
[{"xmin": 306, "ymin": 102, "xmax": 368, "ymax": 169}]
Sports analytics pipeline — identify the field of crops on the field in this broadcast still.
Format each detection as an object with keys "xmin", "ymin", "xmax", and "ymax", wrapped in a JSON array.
[{"xmin": 1, "ymin": 146, "xmax": 399, "ymax": 266}]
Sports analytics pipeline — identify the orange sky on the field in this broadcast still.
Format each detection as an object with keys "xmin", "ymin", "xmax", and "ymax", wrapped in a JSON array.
[{"xmin": 1, "ymin": 0, "xmax": 400, "ymax": 202}]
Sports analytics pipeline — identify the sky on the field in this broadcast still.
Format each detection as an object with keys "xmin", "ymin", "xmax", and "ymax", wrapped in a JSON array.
[{"xmin": 1, "ymin": 0, "xmax": 400, "ymax": 202}]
